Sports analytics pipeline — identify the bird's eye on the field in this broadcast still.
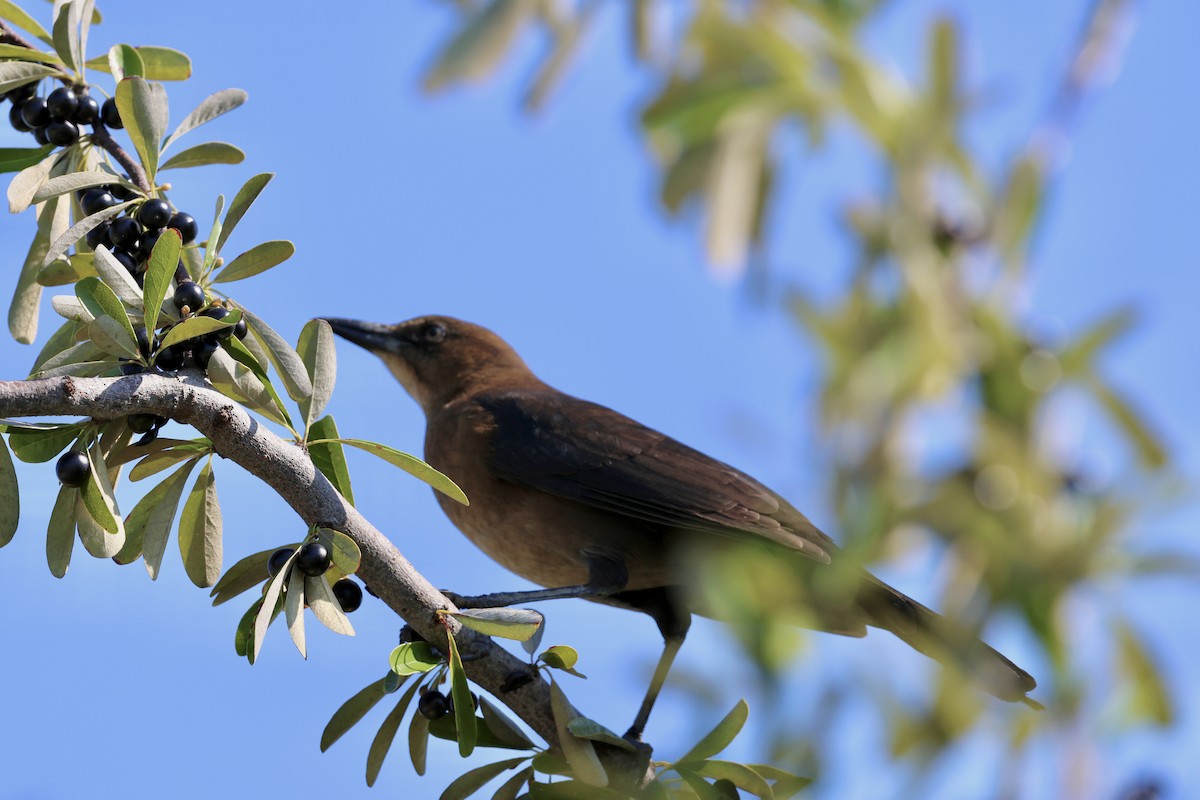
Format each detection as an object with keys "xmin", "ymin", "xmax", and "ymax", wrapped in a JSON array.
[{"xmin": 423, "ymin": 323, "xmax": 447, "ymax": 343}]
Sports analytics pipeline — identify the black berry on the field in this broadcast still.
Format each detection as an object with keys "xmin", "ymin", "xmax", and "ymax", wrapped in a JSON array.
[
  {"xmin": 85, "ymin": 222, "xmax": 111, "ymax": 250},
  {"xmin": 418, "ymin": 691, "xmax": 450, "ymax": 720},
  {"xmin": 45, "ymin": 119, "xmax": 79, "ymax": 146},
  {"xmin": 45, "ymin": 87, "xmax": 78, "ymax": 120},
  {"xmin": 80, "ymin": 188, "xmax": 117, "ymax": 217},
  {"xmin": 55, "ymin": 450, "xmax": 91, "ymax": 487},
  {"xmin": 120, "ymin": 362, "xmax": 145, "ymax": 376},
  {"xmin": 202, "ymin": 306, "xmax": 234, "ymax": 337},
  {"xmin": 108, "ymin": 217, "xmax": 142, "ymax": 249},
  {"xmin": 72, "ymin": 93, "xmax": 99, "ymax": 125},
  {"xmin": 133, "ymin": 326, "xmax": 151, "ymax": 355},
  {"xmin": 20, "ymin": 97, "xmax": 49, "ymax": 128},
  {"xmin": 295, "ymin": 542, "xmax": 331, "ymax": 577},
  {"xmin": 100, "ymin": 97, "xmax": 122, "ymax": 128},
  {"xmin": 155, "ymin": 344, "xmax": 187, "ymax": 371},
  {"xmin": 172, "ymin": 280, "xmax": 205, "ymax": 313},
  {"xmin": 138, "ymin": 228, "xmax": 163, "ymax": 259},
  {"xmin": 9, "ymin": 103, "xmax": 31, "ymax": 132},
  {"xmin": 267, "ymin": 547, "xmax": 295, "ymax": 578},
  {"xmin": 174, "ymin": 260, "xmax": 191, "ymax": 284},
  {"xmin": 109, "ymin": 183, "xmax": 136, "ymax": 202},
  {"xmin": 112, "ymin": 249, "xmax": 139, "ymax": 274},
  {"xmin": 138, "ymin": 199, "xmax": 172, "ymax": 229},
  {"xmin": 167, "ymin": 212, "xmax": 198, "ymax": 244},
  {"xmin": 31, "ymin": 125, "xmax": 49, "ymax": 145},
  {"xmin": 232, "ymin": 318, "xmax": 248, "ymax": 339},
  {"xmin": 332, "ymin": 579, "xmax": 363, "ymax": 613},
  {"xmin": 127, "ymin": 414, "xmax": 157, "ymax": 434},
  {"xmin": 192, "ymin": 339, "xmax": 218, "ymax": 369}
]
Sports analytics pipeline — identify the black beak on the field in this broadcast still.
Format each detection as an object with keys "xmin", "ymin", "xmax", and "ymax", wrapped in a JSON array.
[{"xmin": 321, "ymin": 318, "xmax": 405, "ymax": 355}]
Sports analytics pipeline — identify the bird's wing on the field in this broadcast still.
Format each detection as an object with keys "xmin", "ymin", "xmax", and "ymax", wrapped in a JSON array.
[{"xmin": 478, "ymin": 391, "xmax": 836, "ymax": 563}]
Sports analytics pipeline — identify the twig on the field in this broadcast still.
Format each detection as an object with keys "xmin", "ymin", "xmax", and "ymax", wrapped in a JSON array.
[{"xmin": 0, "ymin": 17, "xmax": 36, "ymax": 50}]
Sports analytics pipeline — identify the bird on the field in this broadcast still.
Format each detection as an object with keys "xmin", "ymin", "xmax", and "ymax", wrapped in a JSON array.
[{"xmin": 323, "ymin": 314, "xmax": 1038, "ymax": 738}]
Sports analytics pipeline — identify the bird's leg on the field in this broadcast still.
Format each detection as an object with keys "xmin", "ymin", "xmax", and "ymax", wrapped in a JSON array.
[
  {"xmin": 625, "ymin": 634, "xmax": 686, "ymax": 741},
  {"xmin": 445, "ymin": 554, "xmax": 628, "ymax": 609},
  {"xmin": 614, "ymin": 588, "xmax": 692, "ymax": 741}
]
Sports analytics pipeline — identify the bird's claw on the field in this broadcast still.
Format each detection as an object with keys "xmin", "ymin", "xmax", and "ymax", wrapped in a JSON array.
[{"xmin": 440, "ymin": 589, "xmax": 476, "ymax": 608}]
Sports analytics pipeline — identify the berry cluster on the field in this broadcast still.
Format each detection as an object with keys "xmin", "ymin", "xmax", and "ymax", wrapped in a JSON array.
[
  {"xmin": 82, "ymin": 191, "xmax": 199, "ymax": 287},
  {"xmin": 1, "ymin": 81, "xmax": 121, "ymax": 147},
  {"xmin": 267, "ymin": 543, "xmax": 364, "ymax": 614}
]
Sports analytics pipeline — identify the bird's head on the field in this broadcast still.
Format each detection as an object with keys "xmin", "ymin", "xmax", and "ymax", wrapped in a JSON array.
[{"xmin": 321, "ymin": 315, "xmax": 535, "ymax": 412}]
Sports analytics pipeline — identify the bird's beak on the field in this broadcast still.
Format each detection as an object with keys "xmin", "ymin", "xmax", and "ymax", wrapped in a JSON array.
[{"xmin": 321, "ymin": 318, "xmax": 405, "ymax": 356}]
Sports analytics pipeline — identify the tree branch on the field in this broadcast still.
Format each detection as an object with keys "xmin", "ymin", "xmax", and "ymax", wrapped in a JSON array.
[
  {"xmin": 0, "ymin": 374, "xmax": 571, "ymax": 743},
  {"xmin": 0, "ymin": 18, "xmax": 36, "ymax": 50}
]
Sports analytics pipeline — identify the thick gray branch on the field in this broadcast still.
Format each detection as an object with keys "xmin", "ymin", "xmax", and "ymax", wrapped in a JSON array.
[{"xmin": 0, "ymin": 374, "xmax": 565, "ymax": 745}]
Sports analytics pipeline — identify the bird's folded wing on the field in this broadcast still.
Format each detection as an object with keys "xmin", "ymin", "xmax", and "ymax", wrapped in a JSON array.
[{"xmin": 479, "ymin": 391, "xmax": 835, "ymax": 563}]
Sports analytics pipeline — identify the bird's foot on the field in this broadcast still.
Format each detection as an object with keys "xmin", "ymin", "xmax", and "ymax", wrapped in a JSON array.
[{"xmin": 439, "ymin": 589, "xmax": 473, "ymax": 608}]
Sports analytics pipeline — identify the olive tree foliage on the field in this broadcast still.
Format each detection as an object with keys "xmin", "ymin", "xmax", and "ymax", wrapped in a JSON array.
[
  {"xmin": 0, "ymin": 3, "xmax": 815, "ymax": 799},
  {"xmin": 418, "ymin": 0, "xmax": 1181, "ymax": 793}
]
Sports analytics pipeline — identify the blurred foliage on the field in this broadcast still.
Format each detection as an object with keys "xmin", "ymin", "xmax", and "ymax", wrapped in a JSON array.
[{"xmin": 420, "ymin": 0, "xmax": 1180, "ymax": 796}]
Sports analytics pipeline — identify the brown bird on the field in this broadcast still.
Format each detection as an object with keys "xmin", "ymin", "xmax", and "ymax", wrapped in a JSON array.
[{"xmin": 324, "ymin": 315, "xmax": 1038, "ymax": 737}]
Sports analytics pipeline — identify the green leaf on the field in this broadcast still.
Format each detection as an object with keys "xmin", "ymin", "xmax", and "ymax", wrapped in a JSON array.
[
  {"xmin": 316, "ymin": 527, "xmax": 360, "ymax": 583},
  {"xmin": 79, "ymin": 443, "xmax": 123, "ymax": 537},
  {"xmin": 0, "ymin": 435, "xmax": 19, "ymax": 547},
  {"xmin": 177, "ymin": 459, "xmax": 222, "ymax": 587},
  {"xmin": 0, "ymin": 60, "xmax": 61, "ymax": 95},
  {"xmin": 537, "ymin": 645, "xmax": 578, "ymax": 671},
  {"xmin": 447, "ymin": 608, "xmax": 543, "ymax": 642},
  {"xmin": 204, "ymin": 347, "xmax": 290, "ymax": 427},
  {"xmin": 160, "ymin": 141, "xmax": 245, "ymax": 171},
  {"xmin": 213, "ymin": 239, "xmax": 294, "ymax": 283},
  {"xmin": 479, "ymin": 696, "xmax": 536, "ymax": 751},
  {"xmin": 8, "ymin": 148, "xmax": 63, "ymax": 214},
  {"xmin": 32, "ymin": 171, "xmax": 134, "ymax": 203},
  {"xmin": 42, "ymin": 200, "xmax": 134, "ymax": 263},
  {"xmin": 1116, "ymin": 619, "xmax": 1172, "ymax": 725},
  {"xmin": 367, "ymin": 675, "xmax": 423, "ymax": 786},
  {"xmin": 238, "ymin": 305, "xmax": 313, "ymax": 401},
  {"xmin": 447, "ymin": 627, "xmax": 477, "ymax": 757},
  {"xmin": 209, "ymin": 546, "xmax": 276, "ymax": 605},
  {"xmin": 253, "ymin": 562, "xmax": 289, "ymax": 662},
  {"xmin": 548, "ymin": 679, "xmax": 606, "ymax": 787},
  {"xmin": 491, "ymin": 766, "xmax": 533, "ymax": 800},
  {"xmin": 308, "ymin": 416, "xmax": 355, "ymax": 505},
  {"xmin": 142, "ymin": 228, "xmax": 182, "ymax": 328},
  {"xmin": 50, "ymin": 0, "xmax": 74, "ymax": 72},
  {"xmin": 118, "ymin": 458, "xmax": 196, "ymax": 575},
  {"xmin": 216, "ymin": 172, "xmax": 273, "ymax": 253},
  {"xmin": 107, "ymin": 43, "xmax": 144, "ymax": 81},
  {"xmin": 38, "ymin": 253, "xmax": 96, "ymax": 286},
  {"xmin": 0, "ymin": 0, "xmax": 53, "ymax": 45},
  {"xmin": 218, "ymin": 335, "xmax": 294, "ymax": 430},
  {"xmin": 745, "ymin": 765, "xmax": 811, "ymax": 799},
  {"xmin": 0, "ymin": 144, "xmax": 54, "ymax": 174},
  {"xmin": 1091, "ymin": 379, "xmax": 1168, "ymax": 468},
  {"xmin": 115, "ymin": 76, "xmax": 169, "ymax": 183},
  {"xmin": 163, "ymin": 89, "xmax": 248, "ymax": 151},
  {"xmin": 676, "ymin": 770, "xmax": 721, "ymax": 800},
  {"xmin": 321, "ymin": 675, "xmax": 392, "ymax": 752},
  {"xmin": 127, "ymin": 445, "xmax": 206, "ymax": 481},
  {"xmin": 85, "ymin": 45, "xmax": 190, "ymax": 80},
  {"xmin": 409, "ymin": 693, "xmax": 432, "ymax": 776},
  {"xmin": 157, "ymin": 311, "xmax": 242, "ymax": 351},
  {"xmin": 565, "ymin": 718, "xmax": 634, "ymax": 753},
  {"xmin": 695, "ymin": 761, "xmax": 774, "ymax": 799},
  {"xmin": 27, "ymin": 319, "xmax": 80, "ymax": 374},
  {"xmin": 0, "ymin": 42, "xmax": 61, "ymax": 65},
  {"xmin": 389, "ymin": 641, "xmax": 443, "ymax": 676},
  {"xmin": 315, "ymin": 438, "xmax": 468, "ymax": 506},
  {"xmin": 296, "ymin": 318, "xmax": 335, "ymax": 428},
  {"xmin": 46, "ymin": 485, "xmax": 77, "ymax": 578},
  {"xmin": 306, "ymin": 573, "xmax": 355, "ymax": 635},
  {"xmin": 76, "ymin": 488, "xmax": 124, "ymax": 558},
  {"xmin": 75, "ymin": 275, "xmax": 136, "ymax": 342},
  {"xmin": 286, "ymin": 565, "xmax": 307, "ymax": 658},
  {"xmin": 677, "ymin": 700, "xmax": 749, "ymax": 765},
  {"xmin": 10, "ymin": 195, "xmax": 57, "ymax": 343},
  {"xmin": 7, "ymin": 422, "xmax": 83, "ymax": 463},
  {"xmin": 234, "ymin": 598, "xmax": 262, "ymax": 659},
  {"xmin": 87, "ymin": 315, "xmax": 139, "ymax": 361},
  {"xmin": 423, "ymin": 0, "xmax": 532, "ymax": 92},
  {"xmin": 440, "ymin": 757, "xmax": 531, "ymax": 800},
  {"xmin": 90, "ymin": 246, "xmax": 144, "ymax": 312}
]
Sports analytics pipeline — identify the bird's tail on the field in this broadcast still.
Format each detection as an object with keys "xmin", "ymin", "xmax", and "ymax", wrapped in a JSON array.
[{"xmin": 858, "ymin": 577, "xmax": 1040, "ymax": 707}]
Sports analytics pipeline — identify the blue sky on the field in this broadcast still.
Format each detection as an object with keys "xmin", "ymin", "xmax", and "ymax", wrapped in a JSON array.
[{"xmin": 1, "ymin": 1, "xmax": 1197, "ymax": 798}]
